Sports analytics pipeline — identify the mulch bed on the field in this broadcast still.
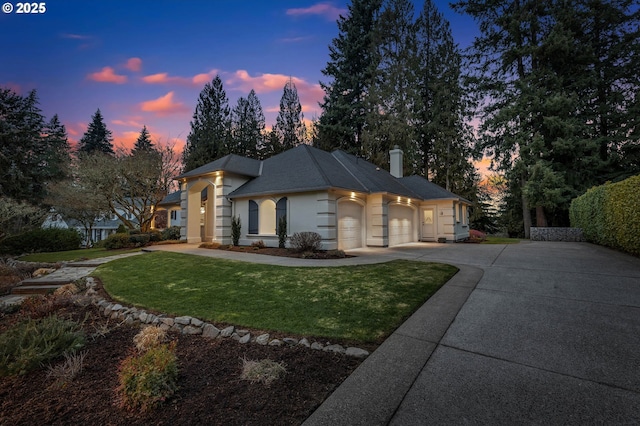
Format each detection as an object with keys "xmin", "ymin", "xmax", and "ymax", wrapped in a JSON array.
[
  {"xmin": 0, "ymin": 302, "xmax": 362, "ymax": 425},
  {"xmin": 215, "ymin": 246, "xmax": 354, "ymax": 260}
]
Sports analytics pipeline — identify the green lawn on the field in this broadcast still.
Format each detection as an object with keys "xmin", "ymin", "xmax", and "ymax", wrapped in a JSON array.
[
  {"xmin": 95, "ymin": 252, "xmax": 458, "ymax": 343},
  {"xmin": 20, "ymin": 248, "xmax": 141, "ymax": 263}
]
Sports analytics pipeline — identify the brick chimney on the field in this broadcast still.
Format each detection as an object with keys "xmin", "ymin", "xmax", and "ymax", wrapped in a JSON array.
[{"xmin": 389, "ymin": 145, "xmax": 403, "ymax": 178}]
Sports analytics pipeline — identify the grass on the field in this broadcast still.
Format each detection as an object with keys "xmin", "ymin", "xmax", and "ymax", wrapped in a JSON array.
[
  {"xmin": 95, "ymin": 252, "xmax": 458, "ymax": 342},
  {"xmin": 20, "ymin": 247, "xmax": 141, "ymax": 263},
  {"xmin": 482, "ymin": 236, "xmax": 521, "ymax": 244}
]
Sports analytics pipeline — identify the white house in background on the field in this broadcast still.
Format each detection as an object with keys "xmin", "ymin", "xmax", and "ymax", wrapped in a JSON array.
[
  {"xmin": 162, "ymin": 145, "xmax": 471, "ymax": 250},
  {"xmin": 43, "ymin": 210, "xmax": 138, "ymax": 247}
]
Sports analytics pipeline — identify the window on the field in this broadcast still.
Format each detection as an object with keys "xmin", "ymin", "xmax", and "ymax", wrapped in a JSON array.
[
  {"xmin": 276, "ymin": 197, "xmax": 287, "ymax": 227},
  {"xmin": 170, "ymin": 210, "xmax": 178, "ymax": 221},
  {"xmin": 457, "ymin": 203, "xmax": 462, "ymax": 223},
  {"xmin": 248, "ymin": 200, "xmax": 258, "ymax": 234}
]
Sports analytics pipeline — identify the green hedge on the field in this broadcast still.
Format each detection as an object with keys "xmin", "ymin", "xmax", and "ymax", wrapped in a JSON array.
[
  {"xmin": 570, "ymin": 175, "xmax": 640, "ymax": 256},
  {"xmin": 0, "ymin": 228, "xmax": 82, "ymax": 255}
]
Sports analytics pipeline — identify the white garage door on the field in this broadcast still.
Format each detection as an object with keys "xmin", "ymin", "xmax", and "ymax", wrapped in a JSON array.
[
  {"xmin": 338, "ymin": 201, "xmax": 363, "ymax": 250},
  {"xmin": 389, "ymin": 205, "xmax": 414, "ymax": 246}
]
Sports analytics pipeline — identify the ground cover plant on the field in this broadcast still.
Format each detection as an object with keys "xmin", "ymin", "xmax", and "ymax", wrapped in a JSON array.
[
  {"xmin": 95, "ymin": 252, "xmax": 457, "ymax": 342},
  {"xmin": 20, "ymin": 247, "xmax": 141, "ymax": 263}
]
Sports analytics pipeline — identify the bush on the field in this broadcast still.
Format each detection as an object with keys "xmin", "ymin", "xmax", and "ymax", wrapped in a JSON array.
[
  {"xmin": 251, "ymin": 240, "xmax": 265, "ymax": 249},
  {"xmin": 20, "ymin": 294, "xmax": 75, "ymax": 319},
  {"xmin": 231, "ymin": 216, "xmax": 241, "ymax": 246},
  {"xmin": 133, "ymin": 326, "xmax": 167, "ymax": 352},
  {"xmin": 103, "ymin": 233, "xmax": 131, "ymax": 250},
  {"xmin": 277, "ymin": 217, "xmax": 287, "ymax": 248},
  {"xmin": 240, "ymin": 358, "xmax": 286, "ymax": 386},
  {"xmin": 161, "ymin": 226, "xmax": 181, "ymax": 241},
  {"xmin": 570, "ymin": 175, "xmax": 640, "ymax": 256},
  {"xmin": 116, "ymin": 224, "xmax": 128, "ymax": 234},
  {"xmin": 289, "ymin": 232, "xmax": 322, "ymax": 253},
  {"xmin": 128, "ymin": 234, "xmax": 151, "ymax": 248},
  {"xmin": 468, "ymin": 229, "xmax": 487, "ymax": 243},
  {"xmin": 148, "ymin": 230, "xmax": 163, "ymax": 242},
  {"xmin": 0, "ymin": 228, "xmax": 82, "ymax": 255},
  {"xmin": 0, "ymin": 315, "xmax": 85, "ymax": 376},
  {"xmin": 117, "ymin": 342, "xmax": 179, "ymax": 411}
]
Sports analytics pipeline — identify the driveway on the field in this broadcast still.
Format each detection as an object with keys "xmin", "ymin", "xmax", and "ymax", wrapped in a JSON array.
[{"xmin": 305, "ymin": 241, "xmax": 640, "ymax": 424}]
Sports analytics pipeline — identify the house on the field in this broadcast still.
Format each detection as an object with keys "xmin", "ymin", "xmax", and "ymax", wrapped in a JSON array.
[
  {"xmin": 43, "ymin": 212, "xmax": 134, "ymax": 247},
  {"xmin": 162, "ymin": 145, "xmax": 471, "ymax": 250}
]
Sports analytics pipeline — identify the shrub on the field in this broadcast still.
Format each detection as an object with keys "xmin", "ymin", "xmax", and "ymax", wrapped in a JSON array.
[
  {"xmin": 199, "ymin": 242, "xmax": 221, "ymax": 249},
  {"xmin": 327, "ymin": 249, "xmax": 346, "ymax": 258},
  {"xmin": 240, "ymin": 358, "xmax": 286, "ymax": 386},
  {"xmin": 0, "ymin": 315, "xmax": 85, "ymax": 376},
  {"xmin": 116, "ymin": 224, "xmax": 129, "ymax": 234},
  {"xmin": 251, "ymin": 240, "xmax": 265, "ymax": 249},
  {"xmin": 117, "ymin": 342, "xmax": 179, "ymax": 412},
  {"xmin": 0, "ymin": 228, "xmax": 82, "ymax": 255},
  {"xmin": 231, "ymin": 216, "xmax": 241, "ymax": 246},
  {"xmin": 148, "ymin": 230, "xmax": 163, "ymax": 242},
  {"xmin": 53, "ymin": 283, "xmax": 81, "ymax": 297},
  {"xmin": 128, "ymin": 233, "xmax": 151, "ymax": 248},
  {"xmin": 103, "ymin": 233, "xmax": 132, "ymax": 250},
  {"xmin": 161, "ymin": 226, "xmax": 181, "ymax": 241},
  {"xmin": 47, "ymin": 350, "xmax": 88, "ymax": 386},
  {"xmin": 468, "ymin": 229, "xmax": 487, "ymax": 243},
  {"xmin": 277, "ymin": 216, "xmax": 287, "ymax": 248},
  {"xmin": 570, "ymin": 175, "xmax": 640, "ymax": 256},
  {"xmin": 133, "ymin": 326, "xmax": 167, "ymax": 352},
  {"xmin": 289, "ymin": 232, "xmax": 322, "ymax": 253},
  {"xmin": 19, "ymin": 294, "xmax": 74, "ymax": 319}
]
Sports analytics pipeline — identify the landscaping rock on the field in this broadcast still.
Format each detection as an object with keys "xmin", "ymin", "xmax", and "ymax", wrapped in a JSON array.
[
  {"xmin": 111, "ymin": 304, "xmax": 123, "ymax": 311},
  {"xmin": 202, "ymin": 323, "xmax": 220, "ymax": 339},
  {"xmin": 238, "ymin": 333, "xmax": 251, "ymax": 344},
  {"xmin": 346, "ymin": 347, "xmax": 369, "ymax": 358},
  {"xmin": 174, "ymin": 316, "xmax": 192, "ymax": 325},
  {"xmin": 191, "ymin": 318, "xmax": 204, "ymax": 327},
  {"xmin": 298, "ymin": 338, "xmax": 310, "ymax": 347},
  {"xmin": 311, "ymin": 342, "xmax": 324, "ymax": 351},
  {"xmin": 269, "ymin": 339, "xmax": 283, "ymax": 347},
  {"xmin": 182, "ymin": 325, "xmax": 202, "ymax": 335},
  {"xmin": 220, "ymin": 326, "xmax": 235, "ymax": 337},
  {"xmin": 160, "ymin": 317, "xmax": 175, "ymax": 326},
  {"xmin": 256, "ymin": 334, "xmax": 270, "ymax": 345},
  {"xmin": 159, "ymin": 323, "xmax": 171, "ymax": 331},
  {"xmin": 323, "ymin": 344, "xmax": 346, "ymax": 354},
  {"xmin": 139, "ymin": 312, "xmax": 148, "ymax": 323},
  {"xmin": 236, "ymin": 329, "xmax": 249, "ymax": 337},
  {"xmin": 283, "ymin": 338, "xmax": 298, "ymax": 346}
]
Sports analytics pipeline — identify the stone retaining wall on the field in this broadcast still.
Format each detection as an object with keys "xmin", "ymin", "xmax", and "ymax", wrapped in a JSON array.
[{"xmin": 530, "ymin": 227, "xmax": 584, "ymax": 242}]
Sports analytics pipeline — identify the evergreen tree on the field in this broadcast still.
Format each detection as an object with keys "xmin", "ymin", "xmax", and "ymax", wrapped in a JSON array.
[
  {"xmin": 259, "ymin": 129, "xmax": 283, "ymax": 159},
  {"xmin": 132, "ymin": 125, "xmax": 154, "ymax": 155},
  {"xmin": 414, "ymin": 0, "xmax": 474, "ymax": 192},
  {"xmin": 274, "ymin": 78, "xmax": 306, "ymax": 151},
  {"xmin": 316, "ymin": 0, "xmax": 383, "ymax": 154},
  {"xmin": 78, "ymin": 109, "xmax": 114, "ymax": 155},
  {"xmin": 0, "ymin": 88, "xmax": 70, "ymax": 202},
  {"xmin": 183, "ymin": 75, "xmax": 231, "ymax": 171},
  {"xmin": 231, "ymin": 89, "xmax": 265, "ymax": 158},
  {"xmin": 363, "ymin": 0, "xmax": 418, "ymax": 170}
]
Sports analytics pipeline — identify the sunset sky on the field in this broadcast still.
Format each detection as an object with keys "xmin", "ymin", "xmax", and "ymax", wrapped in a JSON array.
[{"xmin": 0, "ymin": 0, "xmax": 483, "ymax": 168}]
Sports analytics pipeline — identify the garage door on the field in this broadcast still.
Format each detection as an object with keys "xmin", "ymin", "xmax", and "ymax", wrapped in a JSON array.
[
  {"xmin": 389, "ymin": 205, "xmax": 414, "ymax": 246},
  {"xmin": 338, "ymin": 201, "xmax": 363, "ymax": 250}
]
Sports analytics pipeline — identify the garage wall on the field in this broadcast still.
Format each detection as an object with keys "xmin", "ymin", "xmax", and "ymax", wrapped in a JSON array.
[{"xmin": 388, "ymin": 203, "xmax": 417, "ymax": 246}]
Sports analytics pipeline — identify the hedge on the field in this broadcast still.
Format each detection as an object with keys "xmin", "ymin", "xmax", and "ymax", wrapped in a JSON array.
[
  {"xmin": 570, "ymin": 175, "xmax": 640, "ymax": 256},
  {"xmin": 0, "ymin": 228, "xmax": 82, "ymax": 255}
]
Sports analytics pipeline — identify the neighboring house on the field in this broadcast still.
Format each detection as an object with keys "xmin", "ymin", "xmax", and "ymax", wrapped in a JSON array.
[
  {"xmin": 161, "ymin": 145, "xmax": 471, "ymax": 250},
  {"xmin": 43, "ymin": 210, "xmax": 138, "ymax": 247}
]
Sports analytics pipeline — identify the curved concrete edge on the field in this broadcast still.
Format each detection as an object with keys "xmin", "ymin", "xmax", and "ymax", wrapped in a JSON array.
[{"xmin": 303, "ymin": 265, "xmax": 484, "ymax": 426}]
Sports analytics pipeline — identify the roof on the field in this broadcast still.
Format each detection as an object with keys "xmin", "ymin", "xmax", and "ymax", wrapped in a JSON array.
[
  {"xmin": 158, "ymin": 190, "xmax": 181, "ymax": 207},
  {"xmin": 399, "ymin": 175, "xmax": 471, "ymax": 204},
  {"xmin": 176, "ymin": 154, "xmax": 261, "ymax": 180}
]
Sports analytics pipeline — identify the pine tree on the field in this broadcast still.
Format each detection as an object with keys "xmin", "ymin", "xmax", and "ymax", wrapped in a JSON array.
[
  {"xmin": 363, "ymin": 0, "xmax": 418, "ymax": 170},
  {"xmin": 414, "ymin": 0, "xmax": 474, "ymax": 192},
  {"xmin": 42, "ymin": 114, "xmax": 71, "ymax": 183},
  {"xmin": 183, "ymin": 75, "xmax": 231, "ymax": 171},
  {"xmin": 231, "ymin": 89, "xmax": 265, "ymax": 158},
  {"xmin": 274, "ymin": 78, "xmax": 306, "ymax": 151},
  {"xmin": 132, "ymin": 125, "xmax": 154, "ymax": 155},
  {"xmin": 316, "ymin": 0, "xmax": 383, "ymax": 154},
  {"xmin": 78, "ymin": 109, "xmax": 114, "ymax": 155}
]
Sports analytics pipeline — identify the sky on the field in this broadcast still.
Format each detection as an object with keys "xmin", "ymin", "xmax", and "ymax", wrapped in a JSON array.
[{"xmin": 0, "ymin": 0, "xmax": 481, "ymax": 166}]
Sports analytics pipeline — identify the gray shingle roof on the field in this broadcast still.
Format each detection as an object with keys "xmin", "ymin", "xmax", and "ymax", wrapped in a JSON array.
[
  {"xmin": 399, "ymin": 175, "xmax": 470, "ymax": 203},
  {"xmin": 158, "ymin": 191, "xmax": 181, "ymax": 206},
  {"xmin": 176, "ymin": 154, "xmax": 261, "ymax": 179}
]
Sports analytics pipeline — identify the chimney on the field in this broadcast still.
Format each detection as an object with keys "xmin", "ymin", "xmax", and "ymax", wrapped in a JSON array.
[{"xmin": 389, "ymin": 145, "xmax": 403, "ymax": 178}]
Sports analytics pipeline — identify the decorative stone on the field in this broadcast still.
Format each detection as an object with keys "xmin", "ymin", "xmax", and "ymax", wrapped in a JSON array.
[
  {"xmin": 124, "ymin": 316, "xmax": 135, "ymax": 325},
  {"xmin": 202, "ymin": 324, "xmax": 220, "ymax": 339},
  {"xmin": 139, "ymin": 312, "xmax": 148, "ymax": 323},
  {"xmin": 283, "ymin": 338, "xmax": 298, "ymax": 346},
  {"xmin": 220, "ymin": 326, "xmax": 235, "ymax": 337},
  {"xmin": 231, "ymin": 333, "xmax": 240, "ymax": 341},
  {"xmin": 311, "ymin": 342, "xmax": 324, "ymax": 350},
  {"xmin": 256, "ymin": 334, "xmax": 270, "ymax": 345},
  {"xmin": 171, "ymin": 324, "xmax": 183, "ymax": 333},
  {"xmin": 159, "ymin": 323, "xmax": 171, "ymax": 331},
  {"xmin": 149, "ymin": 315, "xmax": 159, "ymax": 324},
  {"xmin": 268, "ymin": 339, "xmax": 283, "ymax": 347},
  {"xmin": 111, "ymin": 304, "xmax": 123, "ymax": 311},
  {"xmin": 346, "ymin": 347, "xmax": 369, "ymax": 358},
  {"xmin": 238, "ymin": 333, "xmax": 251, "ymax": 344},
  {"xmin": 160, "ymin": 317, "xmax": 174, "ymax": 326},
  {"xmin": 236, "ymin": 329, "xmax": 249, "ymax": 337},
  {"xmin": 323, "ymin": 344, "xmax": 346, "ymax": 354},
  {"xmin": 182, "ymin": 325, "xmax": 202, "ymax": 335},
  {"xmin": 298, "ymin": 338, "xmax": 310, "ymax": 348},
  {"xmin": 174, "ymin": 316, "xmax": 192, "ymax": 325},
  {"xmin": 191, "ymin": 318, "xmax": 204, "ymax": 327}
]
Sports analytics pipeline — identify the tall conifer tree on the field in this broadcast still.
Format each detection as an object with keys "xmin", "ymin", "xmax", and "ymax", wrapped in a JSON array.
[
  {"xmin": 231, "ymin": 89, "xmax": 265, "ymax": 158},
  {"xmin": 78, "ymin": 109, "xmax": 114, "ymax": 155},
  {"xmin": 274, "ymin": 78, "xmax": 306, "ymax": 151},
  {"xmin": 132, "ymin": 125, "xmax": 154, "ymax": 155}
]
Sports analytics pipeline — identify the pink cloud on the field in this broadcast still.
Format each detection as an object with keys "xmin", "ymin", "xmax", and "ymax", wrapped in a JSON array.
[
  {"xmin": 61, "ymin": 33, "xmax": 91, "ymax": 40},
  {"xmin": 112, "ymin": 117, "xmax": 145, "ymax": 128},
  {"xmin": 141, "ymin": 70, "xmax": 218, "ymax": 87},
  {"xmin": 124, "ymin": 57, "xmax": 142, "ymax": 72},
  {"xmin": 286, "ymin": 3, "xmax": 346, "ymax": 20},
  {"xmin": 64, "ymin": 121, "xmax": 88, "ymax": 150},
  {"xmin": 227, "ymin": 70, "xmax": 324, "ymax": 116},
  {"xmin": 1, "ymin": 82, "xmax": 22, "ymax": 94},
  {"xmin": 87, "ymin": 66, "xmax": 127, "ymax": 84},
  {"xmin": 139, "ymin": 91, "xmax": 190, "ymax": 116}
]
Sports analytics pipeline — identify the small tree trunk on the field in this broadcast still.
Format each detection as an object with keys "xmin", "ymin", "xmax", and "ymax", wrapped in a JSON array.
[{"xmin": 535, "ymin": 206, "xmax": 548, "ymax": 227}]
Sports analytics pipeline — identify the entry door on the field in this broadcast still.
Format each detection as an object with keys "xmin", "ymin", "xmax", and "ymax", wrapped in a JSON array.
[{"xmin": 421, "ymin": 208, "xmax": 435, "ymax": 241}]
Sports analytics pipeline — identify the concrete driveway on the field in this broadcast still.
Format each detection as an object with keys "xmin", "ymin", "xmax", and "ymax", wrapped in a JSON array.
[{"xmin": 305, "ymin": 241, "xmax": 640, "ymax": 425}]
